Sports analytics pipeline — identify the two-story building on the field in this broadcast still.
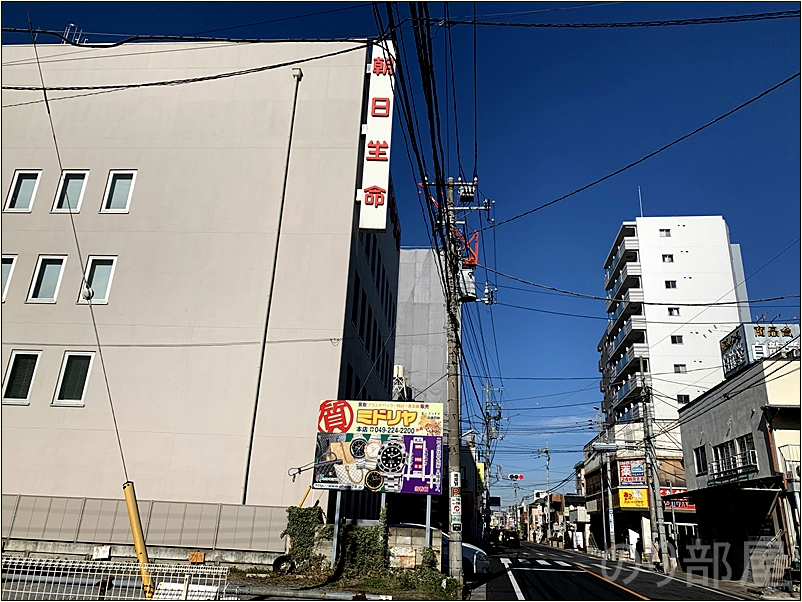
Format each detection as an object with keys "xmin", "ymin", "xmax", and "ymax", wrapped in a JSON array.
[{"xmin": 678, "ymin": 324, "xmax": 800, "ymax": 584}]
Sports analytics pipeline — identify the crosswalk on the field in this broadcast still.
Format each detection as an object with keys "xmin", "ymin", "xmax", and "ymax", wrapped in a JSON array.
[{"xmin": 503, "ymin": 557, "xmax": 581, "ymax": 572}]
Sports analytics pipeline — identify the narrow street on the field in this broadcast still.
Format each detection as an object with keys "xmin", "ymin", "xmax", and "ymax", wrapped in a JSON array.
[{"xmin": 476, "ymin": 542, "xmax": 750, "ymax": 601}]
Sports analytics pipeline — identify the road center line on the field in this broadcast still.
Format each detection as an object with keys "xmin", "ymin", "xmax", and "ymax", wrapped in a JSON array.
[
  {"xmin": 577, "ymin": 565, "xmax": 650, "ymax": 600},
  {"xmin": 500, "ymin": 558, "xmax": 525, "ymax": 601}
]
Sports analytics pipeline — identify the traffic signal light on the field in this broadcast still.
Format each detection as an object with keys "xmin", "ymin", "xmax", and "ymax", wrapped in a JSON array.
[{"xmin": 507, "ymin": 473, "xmax": 524, "ymax": 481}]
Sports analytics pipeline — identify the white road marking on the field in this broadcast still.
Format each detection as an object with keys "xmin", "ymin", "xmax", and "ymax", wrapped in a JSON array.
[
  {"xmin": 518, "ymin": 558, "xmax": 530, "ymax": 565},
  {"xmin": 515, "ymin": 568, "xmax": 584, "ymax": 572},
  {"xmin": 500, "ymin": 558, "xmax": 525, "ymax": 601},
  {"xmin": 536, "ymin": 559, "xmax": 550, "ymax": 566},
  {"xmin": 556, "ymin": 561, "xmax": 571, "ymax": 567},
  {"xmin": 577, "ymin": 563, "xmax": 589, "ymax": 568}
]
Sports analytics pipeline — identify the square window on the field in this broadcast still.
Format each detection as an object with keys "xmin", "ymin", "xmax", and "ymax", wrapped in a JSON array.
[
  {"xmin": 671, "ymin": 335, "xmax": 684, "ymax": 344},
  {"xmin": 54, "ymin": 352, "xmax": 94, "ymax": 405},
  {"xmin": 659, "ymin": 229, "xmax": 671, "ymax": 237},
  {"xmin": 4, "ymin": 171, "xmax": 42, "ymax": 212},
  {"xmin": 78, "ymin": 256, "xmax": 117, "ymax": 304},
  {"xmin": 53, "ymin": 171, "xmax": 88, "ymax": 213},
  {"xmin": 677, "ymin": 394, "xmax": 690, "ymax": 404},
  {"xmin": 665, "ymin": 280, "xmax": 677, "ymax": 289},
  {"xmin": 674, "ymin": 364, "xmax": 687, "ymax": 373},
  {"xmin": 27, "ymin": 256, "xmax": 67, "ymax": 303},
  {"xmin": 2, "ymin": 255, "xmax": 17, "ymax": 302},
  {"xmin": 668, "ymin": 307, "xmax": 680, "ymax": 316},
  {"xmin": 2, "ymin": 350, "xmax": 41, "ymax": 404},
  {"xmin": 662, "ymin": 254, "xmax": 674, "ymax": 263},
  {"xmin": 101, "ymin": 171, "xmax": 136, "ymax": 212}
]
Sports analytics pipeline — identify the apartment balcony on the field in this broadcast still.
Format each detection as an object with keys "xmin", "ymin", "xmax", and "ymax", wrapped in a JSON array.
[
  {"xmin": 708, "ymin": 449, "xmax": 759, "ymax": 483},
  {"xmin": 612, "ymin": 343, "xmax": 649, "ymax": 383},
  {"xmin": 603, "ymin": 222, "xmax": 637, "ymax": 270},
  {"xmin": 607, "ymin": 288, "xmax": 645, "ymax": 334},
  {"xmin": 604, "ymin": 238, "xmax": 640, "ymax": 290},
  {"xmin": 613, "ymin": 374, "xmax": 647, "ymax": 408},
  {"xmin": 610, "ymin": 316, "xmax": 647, "ymax": 359},
  {"xmin": 606, "ymin": 280, "xmax": 643, "ymax": 316}
]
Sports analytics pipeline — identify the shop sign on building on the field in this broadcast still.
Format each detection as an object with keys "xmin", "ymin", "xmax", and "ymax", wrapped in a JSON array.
[
  {"xmin": 313, "ymin": 399, "xmax": 442, "ymax": 494},
  {"xmin": 720, "ymin": 323, "xmax": 800, "ymax": 378},
  {"xmin": 660, "ymin": 487, "xmax": 696, "ymax": 511},
  {"xmin": 358, "ymin": 43, "xmax": 396, "ymax": 231},
  {"xmin": 618, "ymin": 488, "xmax": 649, "ymax": 509},
  {"xmin": 618, "ymin": 460, "xmax": 645, "ymax": 485}
]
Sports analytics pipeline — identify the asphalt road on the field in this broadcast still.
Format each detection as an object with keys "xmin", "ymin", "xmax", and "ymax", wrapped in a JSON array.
[{"xmin": 476, "ymin": 542, "xmax": 751, "ymax": 601}]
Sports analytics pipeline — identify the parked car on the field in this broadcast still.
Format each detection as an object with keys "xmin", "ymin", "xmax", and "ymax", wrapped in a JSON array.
[{"xmin": 390, "ymin": 523, "xmax": 490, "ymax": 577}]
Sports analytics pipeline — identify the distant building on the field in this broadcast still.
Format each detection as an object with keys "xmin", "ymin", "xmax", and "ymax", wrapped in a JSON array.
[
  {"xmin": 2, "ymin": 41, "xmax": 400, "ymax": 561},
  {"xmin": 584, "ymin": 216, "xmax": 750, "ymax": 556},
  {"xmin": 678, "ymin": 323, "xmax": 800, "ymax": 584}
]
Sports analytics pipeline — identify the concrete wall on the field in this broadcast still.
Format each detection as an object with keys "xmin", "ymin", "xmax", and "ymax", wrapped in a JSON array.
[
  {"xmin": 636, "ymin": 216, "xmax": 747, "ymax": 421},
  {"xmin": 1, "ymin": 41, "xmax": 376, "ymax": 509},
  {"xmin": 679, "ymin": 359, "xmax": 799, "ymax": 492}
]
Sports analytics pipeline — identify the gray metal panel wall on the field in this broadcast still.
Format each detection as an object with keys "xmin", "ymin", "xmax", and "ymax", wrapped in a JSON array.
[{"xmin": 2, "ymin": 495, "xmax": 20, "ymax": 538}]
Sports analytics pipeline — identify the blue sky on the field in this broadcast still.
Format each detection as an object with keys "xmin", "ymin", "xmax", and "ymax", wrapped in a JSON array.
[{"xmin": 4, "ymin": 2, "xmax": 800, "ymax": 505}]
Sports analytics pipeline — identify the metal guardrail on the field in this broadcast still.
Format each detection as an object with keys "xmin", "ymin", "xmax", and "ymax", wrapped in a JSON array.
[
  {"xmin": 1, "ymin": 557, "xmax": 229, "ymax": 600},
  {"xmin": 708, "ymin": 449, "xmax": 758, "ymax": 481}
]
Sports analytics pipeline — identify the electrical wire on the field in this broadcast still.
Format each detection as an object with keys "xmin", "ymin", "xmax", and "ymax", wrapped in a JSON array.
[
  {"xmin": 24, "ymin": 6, "xmax": 129, "ymax": 481},
  {"xmin": 483, "ymin": 72, "xmax": 800, "ymax": 231}
]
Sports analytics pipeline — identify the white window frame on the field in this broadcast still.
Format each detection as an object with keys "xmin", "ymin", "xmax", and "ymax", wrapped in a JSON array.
[
  {"xmin": 665, "ymin": 280, "xmax": 677, "ymax": 289},
  {"xmin": 693, "ymin": 445, "xmax": 708, "ymax": 476},
  {"xmin": 2, "ymin": 254, "xmax": 18, "ymax": 302},
  {"xmin": 27, "ymin": 255, "xmax": 67, "ymax": 303},
  {"xmin": 4, "ymin": 170, "xmax": 42, "ymax": 213},
  {"xmin": 78, "ymin": 256, "xmax": 118, "ymax": 305},
  {"xmin": 659, "ymin": 229, "xmax": 671, "ymax": 237},
  {"xmin": 53, "ymin": 351, "xmax": 95, "ymax": 406},
  {"xmin": 668, "ymin": 307, "xmax": 680, "ymax": 316},
  {"xmin": 2, "ymin": 349, "xmax": 42, "ymax": 405},
  {"xmin": 100, "ymin": 170, "xmax": 137, "ymax": 213},
  {"xmin": 662, "ymin": 254, "xmax": 674, "ymax": 263},
  {"xmin": 52, "ymin": 170, "xmax": 89, "ymax": 213},
  {"xmin": 671, "ymin": 335, "xmax": 684, "ymax": 345},
  {"xmin": 674, "ymin": 364, "xmax": 687, "ymax": 374}
]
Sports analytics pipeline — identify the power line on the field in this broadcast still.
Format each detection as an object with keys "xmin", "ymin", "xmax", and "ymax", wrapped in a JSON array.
[
  {"xmin": 438, "ymin": 10, "xmax": 800, "ymax": 29},
  {"xmin": 23, "ymin": 7, "xmax": 129, "ymax": 481},
  {"xmin": 484, "ymin": 72, "xmax": 800, "ymax": 231},
  {"xmin": 481, "ymin": 263, "xmax": 800, "ymax": 306}
]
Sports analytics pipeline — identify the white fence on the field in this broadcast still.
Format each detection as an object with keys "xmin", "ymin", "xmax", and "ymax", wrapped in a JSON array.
[{"xmin": 1, "ymin": 557, "xmax": 229, "ymax": 600}]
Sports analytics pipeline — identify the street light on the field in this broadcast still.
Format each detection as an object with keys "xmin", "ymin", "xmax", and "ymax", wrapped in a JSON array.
[{"xmin": 592, "ymin": 441, "xmax": 619, "ymax": 559}]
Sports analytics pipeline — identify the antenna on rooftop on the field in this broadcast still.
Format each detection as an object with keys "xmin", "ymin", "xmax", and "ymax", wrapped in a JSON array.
[{"xmin": 638, "ymin": 186, "xmax": 644, "ymax": 218}]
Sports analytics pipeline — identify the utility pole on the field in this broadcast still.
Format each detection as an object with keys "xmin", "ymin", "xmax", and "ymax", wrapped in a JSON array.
[
  {"xmin": 445, "ymin": 177, "xmax": 463, "ymax": 583},
  {"xmin": 538, "ymin": 445, "xmax": 551, "ymax": 540},
  {"xmin": 483, "ymin": 379, "xmax": 502, "ymax": 541},
  {"xmin": 640, "ymin": 356, "xmax": 669, "ymax": 569}
]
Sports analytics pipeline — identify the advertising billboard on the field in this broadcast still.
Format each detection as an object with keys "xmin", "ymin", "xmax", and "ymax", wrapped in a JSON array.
[
  {"xmin": 720, "ymin": 323, "xmax": 800, "ymax": 378},
  {"xmin": 312, "ymin": 399, "xmax": 443, "ymax": 494},
  {"xmin": 618, "ymin": 488, "xmax": 649, "ymax": 509},
  {"xmin": 661, "ymin": 487, "xmax": 696, "ymax": 511},
  {"xmin": 618, "ymin": 460, "xmax": 645, "ymax": 485}
]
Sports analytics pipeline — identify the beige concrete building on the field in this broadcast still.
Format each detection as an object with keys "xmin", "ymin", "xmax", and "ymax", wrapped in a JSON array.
[{"xmin": 1, "ymin": 39, "xmax": 401, "ymax": 549}]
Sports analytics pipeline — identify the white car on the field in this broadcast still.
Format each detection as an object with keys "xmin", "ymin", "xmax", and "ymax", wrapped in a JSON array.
[{"xmin": 390, "ymin": 523, "xmax": 490, "ymax": 576}]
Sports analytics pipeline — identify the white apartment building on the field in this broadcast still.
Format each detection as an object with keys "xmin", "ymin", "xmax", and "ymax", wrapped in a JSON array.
[
  {"xmin": 583, "ymin": 216, "xmax": 750, "ymax": 553},
  {"xmin": 1, "ymin": 40, "xmax": 401, "ymax": 561}
]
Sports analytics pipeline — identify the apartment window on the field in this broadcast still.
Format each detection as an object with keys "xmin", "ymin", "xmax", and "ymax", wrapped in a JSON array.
[
  {"xmin": 677, "ymin": 394, "xmax": 690, "ymax": 404},
  {"xmin": 665, "ymin": 280, "xmax": 677, "ymax": 289},
  {"xmin": 54, "ymin": 352, "xmax": 94, "ymax": 405},
  {"xmin": 671, "ymin": 335, "xmax": 684, "ymax": 345},
  {"xmin": 713, "ymin": 439, "xmax": 737, "ymax": 465},
  {"xmin": 53, "ymin": 171, "xmax": 88, "ymax": 212},
  {"xmin": 2, "ymin": 255, "xmax": 17, "ymax": 302},
  {"xmin": 27, "ymin": 256, "xmax": 67, "ymax": 303},
  {"xmin": 662, "ymin": 254, "xmax": 674, "ymax": 263},
  {"xmin": 79, "ymin": 256, "xmax": 117, "ymax": 304},
  {"xmin": 693, "ymin": 446, "xmax": 708, "ymax": 476},
  {"xmin": 659, "ymin": 229, "xmax": 671, "ymax": 237},
  {"xmin": 4, "ymin": 170, "xmax": 41, "ymax": 212},
  {"xmin": 2, "ymin": 350, "xmax": 41, "ymax": 404},
  {"xmin": 668, "ymin": 307, "xmax": 680, "ymax": 317},
  {"xmin": 674, "ymin": 364, "xmax": 687, "ymax": 373},
  {"xmin": 101, "ymin": 171, "xmax": 136, "ymax": 212},
  {"xmin": 736, "ymin": 433, "xmax": 755, "ymax": 454}
]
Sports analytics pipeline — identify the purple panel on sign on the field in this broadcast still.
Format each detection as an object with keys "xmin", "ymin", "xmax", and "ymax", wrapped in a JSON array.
[{"xmin": 400, "ymin": 435, "xmax": 442, "ymax": 495}]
